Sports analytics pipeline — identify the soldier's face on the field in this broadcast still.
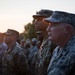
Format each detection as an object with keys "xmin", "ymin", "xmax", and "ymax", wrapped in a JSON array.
[
  {"xmin": 4, "ymin": 35, "xmax": 13, "ymax": 44},
  {"xmin": 46, "ymin": 22, "xmax": 66, "ymax": 44},
  {"xmin": 34, "ymin": 17, "xmax": 49, "ymax": 31}
]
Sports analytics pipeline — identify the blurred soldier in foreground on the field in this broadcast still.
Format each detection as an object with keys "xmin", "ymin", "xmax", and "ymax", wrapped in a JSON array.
[
  {"xmin": 2, "ymin": 29, "xmax": 29, "ymax": 75},
  {"xmin": 0, "ymin": 33, "xmax": 8, "ymax": 75},
  {"xmin": 33, "ymin": 9, "xmax": 56, "ymax": 75},
  {"xmin": 44, "ymin": 11, "xmax": 75, "ymax": 75}
]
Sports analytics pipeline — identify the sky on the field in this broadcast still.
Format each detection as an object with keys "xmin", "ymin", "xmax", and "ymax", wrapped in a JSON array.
[{"xmin": 0, "ymin": 0, "xmax": 75, "ymax": 33}]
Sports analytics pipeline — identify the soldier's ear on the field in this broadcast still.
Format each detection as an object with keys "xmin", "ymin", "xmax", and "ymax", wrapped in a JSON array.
[
  {"xmin": 64, "ymin": 26, "xmax": 69, "ymax": 33},
  {"xmin": 64, "ymin": 24, "xmax": 74, "ymax": 34}
]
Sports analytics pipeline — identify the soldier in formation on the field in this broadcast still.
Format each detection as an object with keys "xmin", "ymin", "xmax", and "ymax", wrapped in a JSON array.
[
  {"xmin": 44, "ymin": 10, "xmax": 75, "ymax": 75},
  {"xmin": 33, "ymin": 9, "xmax": 56, "ymax": 75},
  {"xmin": 2, "ymin": 29, "xmax": 29, "ymax": 75},
  {"xmin": 0, "ymin": 32, "xmax": 8, "ymax": 75}
]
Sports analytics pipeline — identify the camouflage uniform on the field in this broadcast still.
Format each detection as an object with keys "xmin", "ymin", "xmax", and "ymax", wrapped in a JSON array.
[
  {"xmin": 24, "ymin": 48, "xmax": 30, "ymax": 59},
  {"xmin": 47, "ymin": 36, "xmax": 75, "ymax": 75},
  {"xmin": 33, "ymin": 9, "xmax": 56, "ymax": 75},
  {"xmin": 43, "ymin": 11, "xmax": 75, "ymax": 75},
  {"xmin": 36, "ymin": 36, "xmax": 55, "ymax": 75},
  {"xmin": 2, "ymin": 42, "xmax": 29, "ymax": 75},
  {"xmin": 24, "ymin": 42, "xmax": 31, "ymax": 59},
  {"xmin": 28, "ymin": 44, "xmax": 38, "ymax": 75},
  {"xmin": 0, "ymin": 42, "xmax": 8, "ymax": 75}
]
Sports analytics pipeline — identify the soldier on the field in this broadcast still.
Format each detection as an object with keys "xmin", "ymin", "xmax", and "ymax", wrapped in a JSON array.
[
  {"xmin": 2, "ymin": 29, "xmax": 29, "ymax": 75},
  {"xmin": 20, "ymin": 39, "xmax": 25, "ymax": 49},
  {"xmin": 0, "ymin": 33, "xmax": 8, "ymax": 75},
  {"xmin": 28, "ymin": 38, "xmax": 38, "ymax": 62},
  {"xmin": 33, "ymin": 9, "xmax": 56, "ymax": 75},
  {"xmin": 24, "ymin": 42, "xmax": 31, "ymax": 59},
  {"xmin": 28, "ymin": 38, "xmax": 38, "ymax": 75},
  {"xmin": 44, "ymin": 11, "xmax": 75, "ymax": 75}
]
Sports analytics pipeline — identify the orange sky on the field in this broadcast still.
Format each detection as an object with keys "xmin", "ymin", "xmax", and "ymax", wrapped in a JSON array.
[{"xmin": 0, "ymin": 0, "xmax": 75, "ymax": 33}]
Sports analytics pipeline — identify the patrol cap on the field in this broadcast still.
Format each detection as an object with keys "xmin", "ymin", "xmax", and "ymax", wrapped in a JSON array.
[
  {"xmin": 4, "ymin": 29, "xmax": 19, "ymax": 38},
  {"xmin": 33, "ymin": 9, "xmax": 53, "ymax": 19},
  {"xmin": 44, "ymin": 11, "xmax": 75, "ymax": 27},
  {"xmin": 31, "ymin": 38, "xmax": 38, "ymax": 42}
]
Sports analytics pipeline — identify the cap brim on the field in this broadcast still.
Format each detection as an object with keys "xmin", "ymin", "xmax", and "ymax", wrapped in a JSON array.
[
  {"xmin": 43, "ymin": 17, "xmax": 61, "ymax": 23},
  {"xmin": 33, "ymin": 15, "xmax": 45, "ymax": 19},
  {"xmin": 3, "ymin": 32, "xmax": 11, "ymax": 35}
]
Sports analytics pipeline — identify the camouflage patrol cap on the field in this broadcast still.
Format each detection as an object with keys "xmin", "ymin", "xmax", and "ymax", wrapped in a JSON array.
[
  {"xmin": 33, "ymin": 9, "xmax": 53, "ymax": 19},
  {"xmin": 4, "ymin": 29, "xmax": 19, "ymax": 38},
  {"xmin": 44, "ymin": 11, "xmax": 75, "ymax": 27}
]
